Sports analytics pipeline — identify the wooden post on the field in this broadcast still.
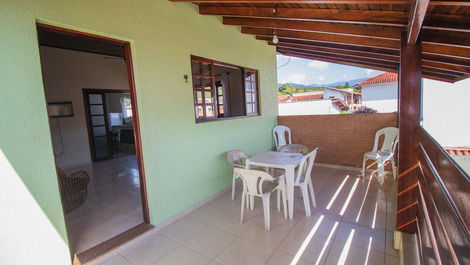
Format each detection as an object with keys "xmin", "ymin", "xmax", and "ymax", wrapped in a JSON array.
[{"xmin": 396, "ymin": 31, "xmax": 422, "ymax": 233}]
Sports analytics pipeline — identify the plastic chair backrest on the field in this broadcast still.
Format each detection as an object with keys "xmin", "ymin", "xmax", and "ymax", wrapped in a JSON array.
[
  {"xmin": 234, "ymin": 168, "xmax": 276, "ymax": 196},
  {"xmin": 273, "ymin": 125, "xmax": 292, "ymax": 150},
  {"xmin": 296, "ymin": 148, "xmax": 319, "ymax": 185},
  {"xmin": 372, "ymin": 127, "xmax": 398, "ymax": 153},
  {"xmin": 227, "ymin": 150, "xmax": 248, "ymax": 168},
  {"xmin": 279, "ymin": 144, "xmax": 309, "ymax": 155}
]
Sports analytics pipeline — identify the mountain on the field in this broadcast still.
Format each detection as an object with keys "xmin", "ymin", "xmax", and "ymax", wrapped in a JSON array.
[{"xmin": 278, "ymin": 77, "xmax": 368, "ymax": 89}]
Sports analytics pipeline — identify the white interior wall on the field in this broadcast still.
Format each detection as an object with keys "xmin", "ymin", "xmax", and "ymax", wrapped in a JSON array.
[{"xmin": 40, "ymin": 46, "xmax": 129, "ymax": 168}]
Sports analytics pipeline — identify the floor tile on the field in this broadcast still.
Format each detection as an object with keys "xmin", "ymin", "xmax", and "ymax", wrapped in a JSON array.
[
  {"xmin": 183, "ymin": 226, "xmax": 237, "ymax": 258},
  {"xmin": 334, "ymin": 222, "xmax": 386, "ymax": 253},
  {"xmin": 98, "ymin": 254, "xmax": 132, "ymax": 265},
  {"xmin": 265, "ymin": 250, "xmax": 313, "ymax": 265},
  {"xmin": 154, "ymin": 246, "xmax": 211, "ymax": 265},
  {"xmin": 159, "ymin": 217, "xmax": 208, "ymax": 244},
  {"xmin": 324, "ymin": 240, "xmax": 385, "ymax": 265},
  {"xmin": 215, "ymin": 236, "xmax": 275, "ymax": 265},
  {"xmin": 119, "ymin": 235, "xmax": 178, "ymax": 265},
  {"xmin": 279, "ymin": 228, "xmax": 334, "ymax": 263}
]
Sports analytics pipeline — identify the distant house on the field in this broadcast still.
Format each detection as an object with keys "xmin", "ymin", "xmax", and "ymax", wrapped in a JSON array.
[
  {"xmin": 358, "ymin": 72, "xmax": 398, "ymax": 113},
  {"xmin": 323, "ymin": 87, "xmax": 362, "ymax": 111},
  {"xmin": 278, "ymin": 91, "xmax": 342, "ymax": 115}
]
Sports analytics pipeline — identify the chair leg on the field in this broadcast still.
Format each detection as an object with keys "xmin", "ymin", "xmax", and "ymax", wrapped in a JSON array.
[
  {"xmin": 262, "ymin": 194, "xmax": 271, "ymax": 231},
  {"xmin": 277, "ymin": 189, "xmax": 281, "ymax": 212},
  {"xmin": 391, "ymin": 160, "xmax": 397, "ymax": 180},
  {"xmin": 308, "ymin": 182, "xmax": 316, "ymax": 208},
  {"xmin": 240, "ymin": 191, "xmax": 245, "ymax": 224},
  {"xmin": 362, "ymin": 156, "xmax": 367, "ymax": 178},
  {"xmin": 246, "ymin": 193, "xmax": 250, "ymax": 209},
  {"xmin": 281, "ymin": 185, "xmax": 288, "ymax": 219},
  {"xmin": 232, "ymin": 174, "xmax": 236, "ymax": 200},
  {"xmin": 301, "ymin": 185, "xmax": 311, "ymax": 216}
]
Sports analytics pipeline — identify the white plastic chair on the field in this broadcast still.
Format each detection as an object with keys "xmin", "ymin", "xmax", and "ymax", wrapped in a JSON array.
[
  {"xmin": 279, "ymin": 144, "xmax": 309, "ymax": 155},
  {"xmin": 235, "ymin": 168, "xmax": 287, "ymax": 231},
  {"xmin": 273, "ymin": 125, "xmax": 292, "ymax": 151},
  {"xmin": 290, "ymin": 148, "xmax": 318, "ymax": 216},
  {"xmin": 227, "ymin": 150, "xmax": 249, "ymax": 200},
  {"xmin": 362, "ymin": 127, "xmax": 399, "ymax": 183}
]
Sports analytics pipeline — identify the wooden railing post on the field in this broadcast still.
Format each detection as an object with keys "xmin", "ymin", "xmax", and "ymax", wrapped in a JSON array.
[{"xmin": 397, "ymin": 31, "xmax": 422, "ymax": 233}]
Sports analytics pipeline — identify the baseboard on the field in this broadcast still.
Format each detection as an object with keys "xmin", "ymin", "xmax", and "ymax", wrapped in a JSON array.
[
  {"xmin": 316, "ymin": 162, "xmax": 392, "ymax": 174},
  {"xmin": 88, "ymin": 186, "xmax": 231, "ymax": 265}
]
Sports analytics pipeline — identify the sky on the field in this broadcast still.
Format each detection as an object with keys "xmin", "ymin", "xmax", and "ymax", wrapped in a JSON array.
[{"xmin": 277, "ymin": 54, "xmax": 383, "ymax": 85}]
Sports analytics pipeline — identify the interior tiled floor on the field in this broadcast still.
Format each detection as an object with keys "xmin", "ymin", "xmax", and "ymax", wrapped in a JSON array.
[
  {"xmin": 65, "ymin": 155, "xmax": 144, "ymax": 254},
  {"xmin": 97, "ymin": 166, "xmax": 398, "ymax": 265}
]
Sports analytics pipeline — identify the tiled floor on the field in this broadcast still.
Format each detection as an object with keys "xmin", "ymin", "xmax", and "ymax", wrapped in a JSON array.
[
  {"xmin": 65, "ymin": 155, "xmax": 144, "ymax": 253},
  {"xmin": 97, "ymin": 166, "xmax": 399, "ymax": 265}
]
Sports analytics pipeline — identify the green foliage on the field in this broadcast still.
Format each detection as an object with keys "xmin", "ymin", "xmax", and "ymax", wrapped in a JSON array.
[{"xmin": 278, "ymin": 84, "xmax": 323, "ymax": 95}]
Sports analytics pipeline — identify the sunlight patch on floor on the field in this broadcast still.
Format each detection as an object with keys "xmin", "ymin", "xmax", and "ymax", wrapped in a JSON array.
[
  {"xmin": 326, "ymin": 175, "xmax": 350, "ymax": 210},
  {"xmin": 337, "ymin": 229, "xmax": 355, "ymax": 265},
  {"xmin": 339, "ymin": 177, "xmax": 360, "ymax": 216},
  {"xmin": 289, "ymin": 215, "xmax": 324, "ymax": 265}
]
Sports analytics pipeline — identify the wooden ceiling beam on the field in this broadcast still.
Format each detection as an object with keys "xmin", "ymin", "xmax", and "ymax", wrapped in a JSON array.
[
  {"xmin": 269, "ymin": 41, "xmax": 469, "ymax": 74},
  {"xmin": 242, "ymin": 27, "xmax": 400, "ymax": 50},
  {"xmin": 407, "ymin": 0, "xmax": 430, "ymax": 45},
  {"xmin": 224, "ymin": 17, "xmax": 401, "ymax": 39},
  {"xmin": 278, "ymin": 47, "xmax": 399, "ymax": 66},
  {"xmin": 422, "ymin": 43, "xmax": 470, "ymax": 59},
  {"xmin": 277, "ymin": 48, "xmax": 398, "ymax": 69},
  {"xmin": 171, "ymin": 1, "xmax": 470, "ymax": 6},
  {"xmin": 421, "ymin": 30, "xmax": 470, "ymax": 48},
  {"xmin": 200, "ymin": 6, "xmax": 470, "ymax": 31},
  {"xmin": 279, "ymin": 49, "xmax": 458, "ymax": 82},
  {"xmin": 272, "ymin": 42, "xmax": 399, "ymax": 62},
  {"xmin": 200, "ymin": 6, "xmax": 408, "ymax": 26},
  {"xmin": 256, "ymin": 36, "xmax": 401, "ymax": 56}
]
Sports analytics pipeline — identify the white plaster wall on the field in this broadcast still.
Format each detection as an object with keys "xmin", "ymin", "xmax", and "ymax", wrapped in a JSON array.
[
  {"xmin": 323, "ymin": 87, "xmax": 345, "ymax": 100},
  {"xmin": 40, "ymin": 46, "xmax": 129, "ymax": 168},
  {"xmin": 422, "ymin": 78, "xmax": 470, "ymax": 147},
  {"xmin": 279, "ymin": 100, "xmax": 340, "ymax": 115},
  {"xmin": 361, "ymin": 82, "xmax": 398, "ymax": 113}
]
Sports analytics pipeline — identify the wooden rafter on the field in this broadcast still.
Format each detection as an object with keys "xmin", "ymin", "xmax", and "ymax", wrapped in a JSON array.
[
  {"xmin": 242, "ymin": 27, "xmax": 400, "ymax": 49},
  {"xmin": 171, "ymin": 0, "xmax": 470, "ymax": 6},
  {"xmin": 270, "ymin": 41, "xmax": 470, "ymax": 74},
  {"xmin": 225, "ymin": 17, "xmax": 401, "ymax": 39},
  {"xmin": 200, "ymin": 6, "xmax": 470, "ymax": 31},
  {"xmin": 170, "ymin": 0, "xmax": 470, "ymax": 82},
  {"xmin": 407, "ymin": 0, "xmax": 430, "ymax": 45}
]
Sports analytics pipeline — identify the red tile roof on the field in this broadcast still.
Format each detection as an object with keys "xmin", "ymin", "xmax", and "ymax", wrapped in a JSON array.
[
  {"xmin": 359, "ymin": 72, "xmax": 398, "ymax": 86},
  {"xmin": 445, "ymin": 147, "xmax": 470, "ymax": 156},
  {"xmin": 278, "ymin": 93, "xmax": 324, "ymax": 103}
]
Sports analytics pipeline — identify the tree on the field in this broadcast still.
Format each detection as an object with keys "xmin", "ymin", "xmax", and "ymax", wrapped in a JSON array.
[
  {"xmin": 278, "ymin": 84, "xmax": 296, "ymax": 96},
  {"xmin": 344, "ymin": 82, "xmax": 351, "ymax": 88}
]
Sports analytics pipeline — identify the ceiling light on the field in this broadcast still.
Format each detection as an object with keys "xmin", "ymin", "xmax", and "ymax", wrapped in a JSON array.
[{"xmin": 272, "ymin": 31, "xmax": 279, "ymax": 44}]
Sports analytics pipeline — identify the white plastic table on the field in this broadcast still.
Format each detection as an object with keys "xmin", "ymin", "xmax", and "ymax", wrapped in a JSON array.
[{"xmin": 246, "ymin": 151, "xmax": 304, "ymax": 219}]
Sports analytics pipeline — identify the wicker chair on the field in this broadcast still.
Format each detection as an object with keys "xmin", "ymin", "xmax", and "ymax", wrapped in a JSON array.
[{"xmin": 56, "ymin": 167, "xmax": 90, "ymax": 213}]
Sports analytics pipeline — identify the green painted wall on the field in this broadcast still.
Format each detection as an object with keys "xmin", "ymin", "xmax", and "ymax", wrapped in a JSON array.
[{"xmin": 0, "ymin": 0, "xmax": 277, "ymax": 264}]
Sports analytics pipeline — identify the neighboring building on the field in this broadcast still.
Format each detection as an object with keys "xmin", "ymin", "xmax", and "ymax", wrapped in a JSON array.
[
  {"xmin": 446, "ymin": 147, "xmax": 470, "ymax": 175},
  {"xmin": 358, "ymin": 72, "xmax": 398, "ymax": 113},
  {"xmin": 323, "ymin": 87, "xmax": 362, "ymax": 111},
  {"xmin": 278, "ymin": 91, "xmax": 342, "ymax": 115}
]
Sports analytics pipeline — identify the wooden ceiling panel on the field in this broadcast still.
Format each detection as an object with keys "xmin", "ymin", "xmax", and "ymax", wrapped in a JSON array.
[{"xmin": 170, "ymin": 0, "xmax": 470, "ymax": 82}]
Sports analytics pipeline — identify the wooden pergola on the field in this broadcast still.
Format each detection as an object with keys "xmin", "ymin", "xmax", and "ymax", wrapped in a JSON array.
[
  {"xmin": 171, "ymin": 1, "xmax": 470, "ymax": 263},
  {"xmin": 171, "ymin": 0, "xmax": 469, "ymax": 83}
]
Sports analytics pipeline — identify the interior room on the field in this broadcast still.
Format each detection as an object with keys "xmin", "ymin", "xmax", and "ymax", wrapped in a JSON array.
[{"xmin": 38, "ymin": 27, "xmax": 145, "ymax": 254}]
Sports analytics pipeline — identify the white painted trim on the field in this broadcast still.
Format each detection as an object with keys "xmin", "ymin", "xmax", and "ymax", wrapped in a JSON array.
[{"xmin": 87, "ymin": 186, "xmax": 231, "ymax": 265}]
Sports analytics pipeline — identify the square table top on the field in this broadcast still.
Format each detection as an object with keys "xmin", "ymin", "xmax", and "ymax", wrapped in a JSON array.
[{"xmin": 247, "ymin": 151, "xmax": 304, "ymax": 167}]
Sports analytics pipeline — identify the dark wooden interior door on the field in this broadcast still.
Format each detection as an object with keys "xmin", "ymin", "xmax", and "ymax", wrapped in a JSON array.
[{"xmin": 84, "ymin": 91, "xmax": 112, "ymax": 161}]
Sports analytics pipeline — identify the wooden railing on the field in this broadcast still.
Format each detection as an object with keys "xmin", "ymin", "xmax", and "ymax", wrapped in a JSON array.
[{"xmin": 416, "ymin": 127, "xmax": 470, "ymax": 264}]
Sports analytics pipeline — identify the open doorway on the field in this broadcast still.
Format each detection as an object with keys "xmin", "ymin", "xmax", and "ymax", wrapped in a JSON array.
[{"xmin": 36, "ymin": 24, "xmax": 150, "ymax": 259}]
